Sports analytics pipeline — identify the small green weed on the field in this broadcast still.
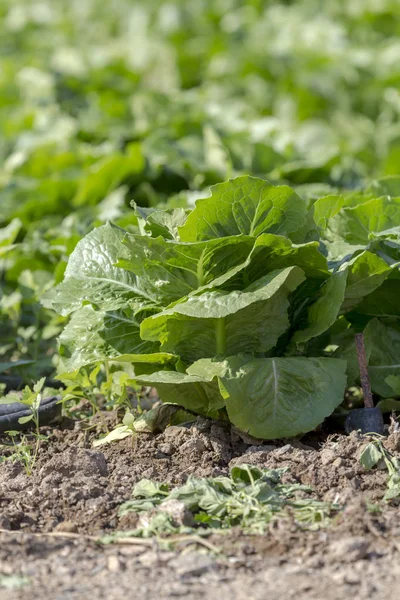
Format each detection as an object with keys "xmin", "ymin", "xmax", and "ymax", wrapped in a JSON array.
[
  {"xmin": 102, "ymin": 464, "xmax": 339, "ymax": 545},
  {"xmin": 57, "ymin": 364, "xmax": 141, "ymax": 428},
  {"xmin": 93, "ymin": 403, "xmax": 196, "ymax": 447},
  {"xmin": 360, "ymin": 436, "xmax": 400, "ymax": 502},
  {"xmin": 0, "ymin": 377, "xmax": 48, "ymax": 474},
  {"xmin": 0, "ymin": 431, "xmax": 35, "ymax": 474}
]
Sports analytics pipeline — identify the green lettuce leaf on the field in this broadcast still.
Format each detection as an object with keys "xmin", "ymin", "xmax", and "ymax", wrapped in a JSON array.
[
  {"xmin": 0, "ymin": 218, "xmax": 22, "ymax": 257},
  {"xmin": 319, "ymin": 196, "xmax": 400, "ymax": 261},
  {"xmin": 58, "ymin": 305, "xmax": 174, "ymax": 372},
  {"xmin": 178, "ymin": 176, "xmax": 307, "ymax": 242},
  {"xmin": 0, "ymin": 360, "xmax": 35, "ymax": 374},
  {"xmin": 140, "ymin": 267, "xmax": 305, "ymax": 363},
  {"xmin": 384, "ymin": 376, "xmax": 400, "ymax": 397},
  {"xmin": 132, "ymin": 203, "xmax": 189, "ymax": 239},
  {"xmin": 216, "ymin": 356, "xmax": 347, "ymax": 439},
  {"xmin": 133, "ymin": 370, "xmax": 224, "ymax": 416},
  {"xmin": 224, "ymin": 233, "xmax": 329, "ymax": 288},
  {"xmin": 340, "ymin": 251, "xmax": 392, "ymax": 313},
  {"xmin": 367, "ymin": 176, "xmax": 400, "ymax": 198},
  {"xmin": 46, "ymin": 222, "xmax": 156, "ymax": 316},
  {"xmin": 312, "ymin": 195, "xmax": 345, "ymax": 231},
  {"xmin": 118, "ymin": 233, "xmax": 254, "ymax": 305},
  {"xmin": 367, "ymin": 320, "xmax": 400, "ymax": 397},
  {"xmin": 354, "ymin": 278, "xmax": 400, "ymax": 318},
  {"xmin": 293, "ymin": 270, "xmax": 347, "ymax": 345}
]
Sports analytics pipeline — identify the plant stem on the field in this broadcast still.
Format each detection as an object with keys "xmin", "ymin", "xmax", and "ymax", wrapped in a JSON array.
[
  {"xmin": 31, "ymin": 435, "xmax": 40, "ymax": 475},
  {"xmin": 31, "ymin": 407, "xmax": 41, "ymax": 475},
  {"xmin": 355, "ymin": 333, "xmax": 374, "ymax": 408},
  {"xmin": 104, "ymin": 360, "xmax": 111, "ymax": 400},
  {"xmin": 215, "ymin": 318, "xmax": 226, "ymax": 355},
  {"xmin": 196, "ymin": 250, "xmax": 205, "ymax": 287}
]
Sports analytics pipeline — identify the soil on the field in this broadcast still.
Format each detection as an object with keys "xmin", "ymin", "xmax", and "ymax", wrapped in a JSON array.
[{"xmin": 1, "ymin": 415, "xmax": 400, "ymax": 599}]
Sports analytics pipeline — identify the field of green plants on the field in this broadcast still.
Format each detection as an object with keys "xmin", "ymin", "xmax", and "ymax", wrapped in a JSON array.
[{"xmin": 1, "ymin": 1, "xmax": 400, "ymax": 597}]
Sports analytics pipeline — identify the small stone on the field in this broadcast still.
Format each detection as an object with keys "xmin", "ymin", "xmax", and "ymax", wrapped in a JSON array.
[
  {"xmin": 305, "ymin": 556, "xmax": 325, "ymax": 569},
  {"xmin": 274, "ymin": 444, "xmax": 294, "ymax": 457},
  {"xmin": 138, "ymin": 551, "xmax": 161, "ymax": 568},
  {"xmin": 159, "ymin": 499, "xmax": 195, "ymax": 527},
  {"xmin": 320, "ymin": 449, "xmax": 337, "ymax": 466},
  {"xmin": 332, "ymin": 571, "xmax": 361, "ymax": 585},
  {"xmin": 333, "ymin": 457, "xmax": 344, "ymax": 468},
  {"xmin": 164, "ymin": 426, "xmax": 188, "ymax": 441},
  {"xmin": 0, "ymin": 516, "xmax": 11, "ymax": 530},
  {"xmin": 54, "ymin": 521, "xmax": 79, "ymax": 533},
  {"xmin": 58, "ymin": 545, "xmax": 72, "ymax": 557},
  {"xmin": 330, "ymin": 537, "xmax": 370, "ymax": 562},
  {"xmin": 229, "ymin": 451, "xmax": 274, "ymax": 467},
  {"xmin": 154, "ymin": 450, "xmax": 170, "ymax": 459},
  {"xmin": 344, "ymin": 574, "xmax": 361, "ymax": 585},
  {"xmin": 246, "ymin": 445, "xmax": 276, "ymax": 454},
  {"xmin": 107, "ymin": 555, "xmax": 125, "ymax": 572},
  {"xmin": 180, "ymin": 437, "xmax": 207, "ymax": 454},
  {"xmin": 158, "ymin": 443, "xmax": 173, "ymax": 455},
  {"xmin": 171, "ymin": 553, "xmax": 216, "ymax": 578}
]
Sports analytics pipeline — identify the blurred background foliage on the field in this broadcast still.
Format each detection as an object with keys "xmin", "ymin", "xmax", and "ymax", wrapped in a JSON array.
[{"xmin": 1, "ymin": 0, "xmax": 400, "ymax": 381}]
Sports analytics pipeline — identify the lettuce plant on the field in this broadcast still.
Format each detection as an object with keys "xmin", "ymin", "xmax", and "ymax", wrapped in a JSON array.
[{"xmin": 47, "ymin": 175, "xmax": 400, "ymax": 439}]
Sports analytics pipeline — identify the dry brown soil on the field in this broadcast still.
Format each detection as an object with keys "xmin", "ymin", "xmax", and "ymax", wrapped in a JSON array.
[{"xmin": 1, "ymin": 415, "xmax": 400, "ymax": 599}]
